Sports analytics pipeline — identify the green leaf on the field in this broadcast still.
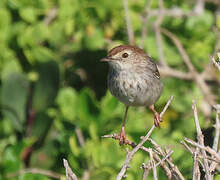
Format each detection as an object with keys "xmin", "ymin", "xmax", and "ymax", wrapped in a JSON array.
[
  {"xmin": 77, "ymin": 88, "xmax": 99, "ymax": 122},
  {"xmin": 32, "ymin": 61, "xmax": 59, "ymax": 112},
  {"xmin": 69, "ymin": 136, "xmax": 80, "ymax": 156},
  {"xmin": 31, "ymin": 46, "xmax": 56, "ymax": 63},
  {"xmin": 56, "ymin": 87, "xmax": 78, "ymax": 121},
  {"xmin": 19, "ymin": 7, "xmax": 37, "ymax": 23},
  {"xmin": 1, "ymin": 73, "xmax": 29, "ymax": 131},
  {"xmin": 31, "ymin": 112, "xmax": 53, "ymax": 146},
  {"xmin": 1, "ymin": 60, "xmax": 22, "ymax": 80}
]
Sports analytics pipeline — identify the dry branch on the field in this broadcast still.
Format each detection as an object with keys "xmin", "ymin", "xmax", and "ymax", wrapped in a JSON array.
[
  {"xmin": 43, "ymin": 8, "xmax": 57, "ymax": 26},
  {"xmin": 181, "ymin": 140, "xmax": 205, "ymax": 170},
  {"xmin": 210, "ymin": 106, "xmax": 220, "ymax": 174},
  {"xmin": 192, "ymin": 101, "xmax": 211, "ymax": 179},
  {"xmin": 161, "ymin": 28, "xmax": 216, "ymax": 107},
  {"xmin": 211, "ymin": 55, "xmax": 220, "ymax": 72},
  {"xmin": 149, "ymin": 139, "xmax": 185, "ymax": 180},
  {"xmin": 142, "ymin": 162, "xmax": 151, "ymax": 180},
  {"xmin": 192, "ymin": 148, "xmax": 201, "ymax": 180},
  {"xmin": 154, "ymin": 0, "xmax": 167, "ymax": 67},
  {"xmin": 63, "ymin": 159, "xmax": 78, "ymax": 180},
  {"xmin": 182, "ymin": 101, "xmax": 220, "ymax": 179},
  {"xmin": 149, "ymin": 148, "xmax": 158, "ymax": 180},
  {"xmin": 7, "ymin": 168, "xmax": 62, "ymax": 179},
  {"xmin": 184, "ymin": 138, "xmax": 220, "ymax": 162},
  {"xmin": 116, "ymin": 125, "xmax": 155, "ymax": 180},
  {"xmin": 103, "ymin": 96, "xmax": 174, "ymax": 180},
  {"xmin": 122, "ymin": 0, "xmax": 134, "ymax": 45}
]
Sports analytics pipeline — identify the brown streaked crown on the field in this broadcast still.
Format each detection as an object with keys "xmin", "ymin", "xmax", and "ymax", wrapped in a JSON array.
[{"xmin": 108, "ymin": 45, "xmax": 146, "ymax": 57}]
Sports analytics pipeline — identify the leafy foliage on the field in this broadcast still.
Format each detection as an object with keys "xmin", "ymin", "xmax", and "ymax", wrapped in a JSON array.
[{"xmin": 0, "ymin": 0, "xmax": 219, "ymax": 179}]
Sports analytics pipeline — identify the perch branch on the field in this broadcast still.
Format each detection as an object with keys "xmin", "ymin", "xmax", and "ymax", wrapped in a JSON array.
[{"xmin": 113, "ymin": 96, "xmax": 173, "ymax": 180}]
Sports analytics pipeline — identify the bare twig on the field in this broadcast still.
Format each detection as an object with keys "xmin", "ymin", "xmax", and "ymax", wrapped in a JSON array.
[
  {"xmin": 146, "ymin": 0, "xmax": 204, "ymax": 17},
  {"xmin": 211, "ymin": 55, "xmax": 220, "ymax": 72},
  {"xmin": 140, "ymin": 0, "xmax": 204, "ymax": 49},
  {"xmin": 159, "ymin": 65, "xmax": 217, "ymax": 81},
  {"xmin": 116, "ymin": 126, "xmax": 155, "ymax": 180},
  {"xmin": 158, "ymin": 66, "xmax": 192, "ymax": 79},
  {"xmin": 115, "ymin": 96, "xmax": 174, "ymax": 180},
  {"xmin": 150, "ymin": 139, "xmax": 185, "ymax": 180},
  {"xmin": 142, "ymin": 162, "xmax": 151, "ymax": 180},
  {"xmin": 63, "ymin": 159, "xmax": 78, "ymax": 180},
  {"xmin": 142, "ymin": 150, "xmax": 173, "ymax": 180},
  {"xmin": 75, "ymin": 127, "xmax": 90, "ymax": 180},
  {"xmin": 43, "ymin": 8, "xmax": 57, "ymax": 26},
  {"xmin": 181, "ymin": 140, "xmax": 205, "ymax": 170},
  {"xmin": 161, "ymin": 28, "xmax": 216, "ymax": 106},
  {"xmin": 153, "ymin": 153, "xmax": 173, "ymax": 179},
  {"xmin": 155, "ymin": 150, "xmax": 173, "ymax": 168},
  {"xmin": 184, "ymin": 138, "xmax": 220, "ymax": 162},
  {"xmin": 181, "ymin": 140, "xmax": 194, "ymax": 154},
  {"xmin": 140, "ymin": 0, "xmax": 153, "ymax": 48},
  {"xmin": 122, "ymin": 0, "xmax": 134, "ymax": 45},
  {"xmin": 192, "ymin": 148, "xmax": 201, "ymax": 180},
  {"xmin": 205, "ymin": 0, "xmax": 220, "ymax": 5},
  {"xmin": 212, "ymin": 107, "xmax": 220, "ymax": 152},
  {"xmin": 103, "ymin": 133, "xmax": 173, "ymax": 179},
  {"xmin": 149, "ymin": 148, "xmax": 158, "ymax": 180},
  {"xmin": 192, "ymin": 101, "xmax": 212, "ymax": 179},
  {"xmin": 147, "ymin": 8, "xmax": 199, "ymax": 17},
  {"xmin": 210, "ymin": 106, "xmax": 220, "ymax": 175},
  {"xmin": 194, "ymin": 0, "xmax": 205, "ymax": 14},
  {"xmin": 154, "ymin": 0, "xmax": 167, "ymax": 67},
  {"xmin": 7, "ymin": 168, "xmax": 61, "ymax": 179},
  {"xmin": 75, "ymin": 127, "xmax": 85, "ymax": 147}
]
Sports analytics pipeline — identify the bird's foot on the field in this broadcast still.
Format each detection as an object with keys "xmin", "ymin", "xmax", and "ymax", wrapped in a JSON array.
[
  {"xmin": 149, "ymin": 105, "xmax": 162, "ymax": 127},
  {"xmin": 154, "ymin": 111, "xmax": 162, "ymax": 127},
  {"xmin": 117, "ymin": 127, "xmax": 126, "ymax": 146}
]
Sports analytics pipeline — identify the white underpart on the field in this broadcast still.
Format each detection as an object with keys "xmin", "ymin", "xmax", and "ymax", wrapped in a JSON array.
[{"xmin": 108, "ymin": 62, "xmax": 163, "ymax": 107}]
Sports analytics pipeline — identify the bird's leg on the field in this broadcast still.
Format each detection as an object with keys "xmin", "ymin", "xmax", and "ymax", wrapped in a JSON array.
[
  {"xmin": 118, "ymin": 106, "xmax": 129, "ymax": 145},
  {"xmin": 149, "ymin": 105, "xmax": 162, "ymax": 127}
]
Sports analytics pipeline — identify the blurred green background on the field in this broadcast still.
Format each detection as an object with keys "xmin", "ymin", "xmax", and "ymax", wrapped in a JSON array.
[{"xmin": 0, "ymin": 0, "xmax": 219, "ymax": 179}]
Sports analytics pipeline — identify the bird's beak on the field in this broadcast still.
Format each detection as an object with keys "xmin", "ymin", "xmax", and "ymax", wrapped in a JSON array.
[{"xmin": 100, "ymin": 56, "xmax": 113, "ymax": 62}]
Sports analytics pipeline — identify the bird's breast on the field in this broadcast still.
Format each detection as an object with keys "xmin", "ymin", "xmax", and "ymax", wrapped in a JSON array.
[{"xmin": 107, "ymin": 70, "xmax": 163, "ymax": 106}]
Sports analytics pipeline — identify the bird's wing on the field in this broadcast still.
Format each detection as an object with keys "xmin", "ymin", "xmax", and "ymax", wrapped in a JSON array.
[{"xmin": 147, "ymin": 56, "xmax": 160, "ymax": 79}]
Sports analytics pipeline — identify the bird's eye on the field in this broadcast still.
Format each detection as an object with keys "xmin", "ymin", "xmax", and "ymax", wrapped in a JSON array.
[{"xmin": 122, "ymin": 53, "xmax": 129, "ymax": 58}]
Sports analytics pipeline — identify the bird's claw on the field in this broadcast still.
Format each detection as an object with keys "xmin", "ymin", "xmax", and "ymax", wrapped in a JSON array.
[
  {"xmin": 154, "ymin": 112, "xmax": 162, "ymax": 127},
  {"xmin": 117, "ymin": 127, "xmax": 126, "ymax": 145}
]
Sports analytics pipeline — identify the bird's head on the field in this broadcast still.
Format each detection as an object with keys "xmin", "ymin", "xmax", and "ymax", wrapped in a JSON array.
[{"xmin": 101, "ymin": 45, "xmax": 147, "ymax": 70}]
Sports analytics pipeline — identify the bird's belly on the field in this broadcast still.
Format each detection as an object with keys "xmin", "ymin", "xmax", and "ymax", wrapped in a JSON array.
[{"xmin": 108, "ymin": 72, "xmax": 163, "ymax": 107}]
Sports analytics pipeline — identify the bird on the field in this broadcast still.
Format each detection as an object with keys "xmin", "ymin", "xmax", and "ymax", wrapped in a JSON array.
[{"xmin": 101, "ymin": 45, "xmax": 163, "ymax": 145}]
